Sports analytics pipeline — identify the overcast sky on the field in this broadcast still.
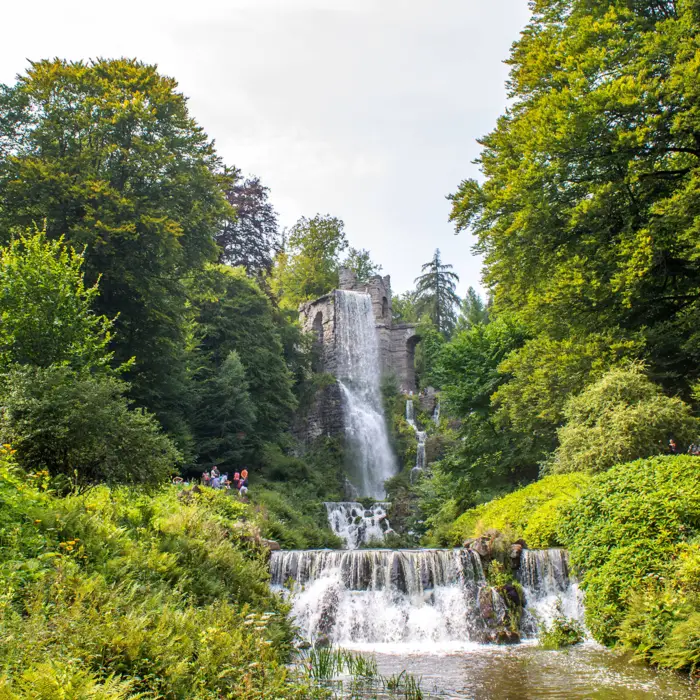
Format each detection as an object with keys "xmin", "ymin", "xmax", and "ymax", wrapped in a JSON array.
[{"xmin": 1, "ymin": 0, "xmax": 530, "ymax": 296}]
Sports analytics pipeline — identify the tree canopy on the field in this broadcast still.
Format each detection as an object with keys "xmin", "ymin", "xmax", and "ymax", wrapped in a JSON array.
[
  {"xmin": 0, "ymin": 58, "xmax": 232, "ymax": 441},
  {"xmin": 449, "ymin": 0, "xmax": 700, "ymax": 389},
  {"xmin": 0, "ymin": 228, "xmax": 113, "ymax": 373},
  {"xmin": 217, "ymin": 174, "xmax": 280, "ymax": 275},
  {"xmin": 272, "ymin": 215, "xmax": 348, "ymax": 310}
]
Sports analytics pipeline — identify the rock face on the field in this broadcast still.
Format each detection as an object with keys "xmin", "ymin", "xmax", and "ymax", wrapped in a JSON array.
[{"xmin": 297, "ymin": 268, "xmax": 419, "ymax": 442}]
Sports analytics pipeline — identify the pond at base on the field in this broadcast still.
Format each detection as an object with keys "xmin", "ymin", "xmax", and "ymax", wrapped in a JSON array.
[{"xmin": 343, "ymin": 642, "xmax": 695, "ymax": 699}]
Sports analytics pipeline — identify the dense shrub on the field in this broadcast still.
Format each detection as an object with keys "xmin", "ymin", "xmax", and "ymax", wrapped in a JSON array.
[
  {"xmin": 436, "ymin": 473, "xmax": 589, "ymax": 547},
  {"xmin": 1, "ymin": 365, "xmax": 181, "ymax": 488},
  {"xmin": 561, "ymin": 455, "xmax": 700, "ymax": 671},
  {"xmin": 548, "ymin": 366, "xmax": 698, "ymax": 474}
]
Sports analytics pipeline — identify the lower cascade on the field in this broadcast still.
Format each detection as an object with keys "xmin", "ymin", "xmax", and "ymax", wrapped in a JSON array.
[
  {"xmin": 325, "ymin": 502, "xmax": 394, "ymax": 549},
  {"xmin": 270, "ymin": 547, "xmax": 583, "ymax": 646}
]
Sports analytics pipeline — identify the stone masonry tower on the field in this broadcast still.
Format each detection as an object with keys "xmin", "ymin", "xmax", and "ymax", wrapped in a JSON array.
[
  {"xmin": 299, "ymin": 269, "xmax": 420, "ymax": 391},
  {"xmin": 295, "ymin": 269, "xmax": 420, "ymax": 443}
]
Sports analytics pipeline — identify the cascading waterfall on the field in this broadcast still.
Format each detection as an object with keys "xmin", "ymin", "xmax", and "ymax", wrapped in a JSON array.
[
  {"xmin": 517, "ymin": 548, "xmax": 585, "ymax": 637},
  {"xmin": 405, "ymin": 399, "xmax": 426, "ymax": 482},
  {"xmin": 432, "ymin": 400, "xmax": 440, "ymax": 425},
  {"xmin": 271, "ymin": 547, "xmax": 583, "ymax": 647},
  {"xmin": 336, "ymin": 291, "xmax": 397, "ymax": 499},
  {"xmin": 271, "ymin": 548, "xmax": 486, "ymax": 645},
  {"xmin": 325, "ymin": 502, "xmax": 394, "ymax": 549}
]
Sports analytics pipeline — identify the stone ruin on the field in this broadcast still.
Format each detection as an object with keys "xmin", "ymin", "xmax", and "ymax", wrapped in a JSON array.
[{"xmin": 296, "ymin": 269, "xmax": 419, "ymax": 442}]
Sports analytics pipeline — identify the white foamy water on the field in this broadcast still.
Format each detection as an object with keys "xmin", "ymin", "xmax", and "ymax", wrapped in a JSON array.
[
  {"xmin": 325, "ymin": 502, "xmax": 393, "ymax": 549},
  {"xmin": 336, "ymin": 290, "xmax": 396, "ymax": 499},
  {"xmin": 517, "ymin": 548, "xmax": 585, "ymax": 637},
  {"xmin": 271, "ymin": 548, "xmax": 584, "ymax": 648},
  {"xmin": 405, "ymin": 399, "xmax": 426, "ymax": 482}
]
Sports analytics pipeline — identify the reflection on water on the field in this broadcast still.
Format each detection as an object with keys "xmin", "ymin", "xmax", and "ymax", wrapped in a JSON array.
[{"xmin": 350, "ymin": 643, "xmax": 695, "ymax": 699}]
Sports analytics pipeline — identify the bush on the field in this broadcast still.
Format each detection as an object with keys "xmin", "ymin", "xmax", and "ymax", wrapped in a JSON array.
[
  {"xmin": 549, "ymin": 366, "xmax": 699, "ymax": 474},
  {"xmin": 1, "ymin": 365, "xmax": 181, "ymax": 488},
  {"xmin": 439, "ymin": 473, "xmax": 589, "ymax": 547},
  {"xmin": 561, "ymin": 455, "xmax": 700, "ymax": 669}
]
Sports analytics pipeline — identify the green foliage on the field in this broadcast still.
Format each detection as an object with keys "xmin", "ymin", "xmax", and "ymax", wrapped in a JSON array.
[
  {"xmin": 415, "ymin": 318, "xmax": 535, "ymax": 511},
  {"xmin": 492, "ymin": 332, "xmax": 640, "ymax": 457},
  {"xmin": 0, "ymin": 365, "xmax": 180, "ymax": 488},
  {"xmin": 414, "ymin": 249, "xmax": 460, "ymax": 336},
  {"xmin": 433, "ymin": 472, "xmax": 589, "ymax": 548},
  {"xmin": 272, "ymin": 215, "xmax": 348, "ymax": 310},
  {"xmin": 549, "ymin": 366, "xmax": 699, "ymax": 474},
  {"xmin": 0, "ymin": 229, "xmax": 113, "ymax": 373},
  {"xmin": 538, "ymin": 601, "xmax": 585, "ymax": 650},
  {"xmin": 0, "ymin": 451, "xmax": 320, "ymax": 698},
  {"xmin": 251, "ymin": 438, "xmax": 345, "ymax": 549},
  {"xmin": 436, "ymin": 318, "xmax": 527, "ymax": 415},
  {"xmin": 192, "ymin": 350, "xmax": 256, "ymax": 469},
  {"xmin": 191, "ymin": 264, "xmax": 297, "ymax": 449},
  {"xmin": 392, "ymin": 290, "xmax": 420, "ymax": 324},
  {"xmin": 343, "ymin": 247, "xmax": 382, "ymax": 283},
  {"xmin": 455, "ymin": 286, "xmax": 489, "ymax": 332},
  {"xmin": 561, "ymin": 455, "xmax": 700, "ymax": 657},
  {"xmin": 449, "ymin": 0, "xmax": 700, "ymax": 391},
  {"xmin": 0, "ymin": 58, "xmax": 231, "ymax": 441}
]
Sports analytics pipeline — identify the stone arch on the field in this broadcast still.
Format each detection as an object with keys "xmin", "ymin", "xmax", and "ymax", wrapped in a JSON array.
[
  {"xmin": 312, "ymin": 311, "xmax": 324, "ymax": 372},
  {"xmin": 406, "ymin": 334, "xmax": 421, "ymax": 391},
  {"xmin": 381, "ymin": 296, "xmax": 389, "ymax": 321}
]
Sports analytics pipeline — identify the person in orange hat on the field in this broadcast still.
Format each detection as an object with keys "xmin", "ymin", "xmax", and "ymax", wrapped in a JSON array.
[{"xmin": 239, "ymin": 469, "xmax": 249, "ymax": 496}]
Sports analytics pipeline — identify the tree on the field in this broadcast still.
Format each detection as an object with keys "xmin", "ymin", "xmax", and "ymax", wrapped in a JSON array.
[
  {"xmin": 449, "ymin": 0, "xmax": 700, "ymax": 392},
  {"xmin": 0, "ymin": 228, "xmax": 113, "ymax": 373},
  {"xmin": 455, "ymin": 287, "xmax": 489, "ymax": 332},
  {"xmin": 271, "ymin": 215, "xmax": 348, "ymax": 310},
  {"xmin": 191, "ymin": 265, "xmax": 296, "ymax": 446},
  {"xmin": 436, "ymin": 318, "xmax": 527, "ymax": 416},
  {"xmin": 492, "ymin": 332, "xmax": 641, "ymax": 458},
  {"xmin": 0, "ymin": 365, "xmax": 181, "ymax": 488},
  {"xmin": 549, "ymin": 366, "xmax": 699, "ymax": 475},
  {"xmin": 392, "ymin": 290, "xmax": 420, "ymax": 324},
  {"xmin": 217, "ymin": 174, "xmax": 280, "ymax": 275},
  {"xmin": 343, "ymin": 247, "xmax": 382, "ymax": 283},
  {"xmin": 0, "ymin": 59, "xmax": 232, "ymax": 443},
  {"xmin": 414, "ymin": 249, "xmax": 460, "ymax": 336},
  {"xmin": 192, "ymin": 351, "xmax": 256, "ymax": 469}
]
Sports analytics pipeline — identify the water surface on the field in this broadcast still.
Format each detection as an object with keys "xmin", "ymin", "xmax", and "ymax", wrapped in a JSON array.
[{"xmin": 346, "ymin": 643, "xmax": 695, "ymax": 699}]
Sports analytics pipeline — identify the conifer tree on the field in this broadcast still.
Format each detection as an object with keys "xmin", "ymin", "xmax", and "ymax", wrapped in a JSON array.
[{"xmin": 414, "ymin": 249, "xmax": 460, "ymax": 336}]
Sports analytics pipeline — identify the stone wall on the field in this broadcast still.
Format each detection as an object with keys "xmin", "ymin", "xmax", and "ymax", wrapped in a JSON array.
[{"xmin": 299, "ymin": 269, "xmax": 419, "ymax": 392}]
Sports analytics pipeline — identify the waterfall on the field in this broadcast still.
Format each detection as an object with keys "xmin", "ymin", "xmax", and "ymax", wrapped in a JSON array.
[
  {"xmin": 336, "ymin": 291, "xmax": 397, "ymax": 498},
  {"xmin": 325, "ymin": 502, "xmax": 394, "ymax": 549},
  {"xmin": 271, "ymin": 547, "xmax": 584, "ymax": 647},
  {"xmin": 271, "ymin": 548, "xmax": 486, "ymax": 645},
  {"xmin": 517, "ymin": 548, "xmax": 585, "ymax": 637},
  {"xmin": 433, "ymin": 401, "xmax": 440, "ymax": 425},
  {"xmin": 405, "ymin": 399, "xmax": 427, "ymax": 482}
]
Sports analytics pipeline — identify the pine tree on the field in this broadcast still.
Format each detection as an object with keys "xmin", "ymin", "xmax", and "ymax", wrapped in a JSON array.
[{"xmin": 414, "ymin": 249, "xmax": 460, "ymax": 336}]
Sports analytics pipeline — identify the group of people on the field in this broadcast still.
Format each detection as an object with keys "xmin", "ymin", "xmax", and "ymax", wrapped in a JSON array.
[
  {"xmin": 202, "ymin": 465, "xmax": 249, "ymax": 496},
  {"xmin": 668, "ymin": 438, "xmax": 700, "ymax": 456}
]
